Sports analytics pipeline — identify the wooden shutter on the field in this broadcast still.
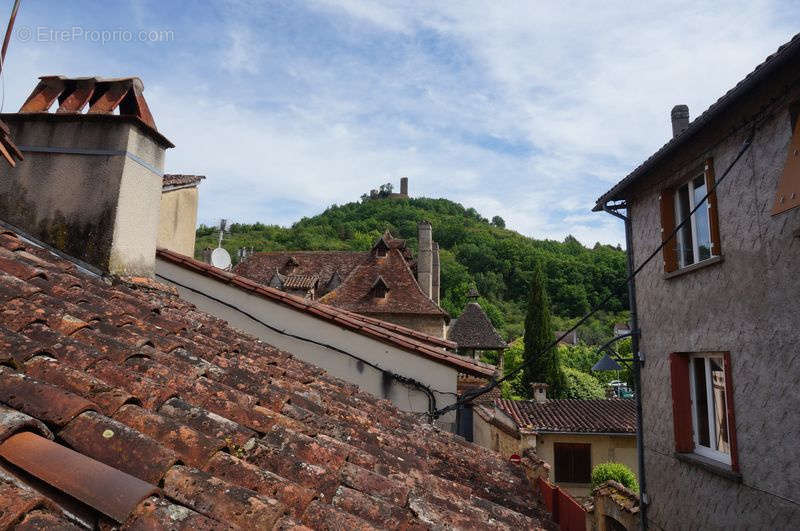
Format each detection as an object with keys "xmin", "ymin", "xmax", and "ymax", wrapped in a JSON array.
[
  {"xmin": 704, "ymin": 159, "xmax": 722, "ymax": 256},
  {"xmin": 772, "ymin": 116, "xmax": 800, "ymax": 215},
  {"xmin": 659, "ymin": 188, "xmax": 678, "ymax": 273},
  {"xmin": 669, "ymin": 353, "xmax": 693, "ymax": 452},
  {"xmin": 722, "ymin": 352, "xmax": 740, "ymax": 472}
]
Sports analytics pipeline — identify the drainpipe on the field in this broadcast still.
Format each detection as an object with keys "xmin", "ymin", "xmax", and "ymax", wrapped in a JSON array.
[{"xmin": 602, "ymin": 202, "xmax": 648, "ymax": 531}]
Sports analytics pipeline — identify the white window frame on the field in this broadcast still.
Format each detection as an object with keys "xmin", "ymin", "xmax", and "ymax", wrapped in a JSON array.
[
  {"xmin": 688, "ymin": 353, "xmax": 731, "ymax": 465},
  {"xmin": 674, "ymin": 173, "xmax": 714, "ymax": 268}
]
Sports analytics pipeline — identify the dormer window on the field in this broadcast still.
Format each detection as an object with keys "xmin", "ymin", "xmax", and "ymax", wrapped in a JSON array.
[{"xmin": 371, "ymin": 276, "xmax": 389, "ymax": 298}]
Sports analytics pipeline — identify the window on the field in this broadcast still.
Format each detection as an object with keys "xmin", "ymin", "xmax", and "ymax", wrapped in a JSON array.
[
  {"xmin": 659, "ymin": 159, "xmax": 721, "ymax": 273},
  {"xmin": 675, "ymin": 175, "xmax": 712, "ymax": 267},
  {"xmin": 689, "ymin": 354, "xmax": 731, "ymax": 463},
  {"xmin": 669, "ymin": 352, "xmax": 739, "ymax": 471},
  {"xmin": 554, "ymin": 443, "xmax": 591, "ymax": 483}
]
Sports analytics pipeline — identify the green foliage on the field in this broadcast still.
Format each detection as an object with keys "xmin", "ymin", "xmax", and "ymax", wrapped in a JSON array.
[
  {"xmin": 196, "ymin": 195, "xmax": 628, "ymax": 341},
  {"xmin": 561, "ymin": 367, "xmax": 605, "ymax": 399},
  {"xmin": 483, "ymin": 339, "xmax": 527, "ymax": 400},
  {"xmin": 491, "ymin": 215, "xmax": 506, "ymax": 228},
  {"xmin": 591, "ymin": 462, "xmax": 639, "ymax": 492},
  {"xmin": 522, "ymin": 261, "xmax": 566, "ymax": 398}
]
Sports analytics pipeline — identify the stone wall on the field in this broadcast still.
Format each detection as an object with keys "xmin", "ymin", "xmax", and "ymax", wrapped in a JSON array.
[
  {"xmin": 368, "ymin": 312, "xmax": 446, "ymax": 339},
  {"xmin": 624, "ymin": 74, "xmax": 800, "ymax": 528}
]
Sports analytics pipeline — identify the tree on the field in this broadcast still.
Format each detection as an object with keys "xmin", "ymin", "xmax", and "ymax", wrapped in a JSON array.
[
  {"xmin": 522, "ymin": 261, "xmax": 566, "ymax": 398},
  {"xmin": 561, "ymin": 367, "xmax": 605, "ymax": 399},
  {"xmin": 491, "ymin": 215, "xmax": 505, "ymax": 228}
]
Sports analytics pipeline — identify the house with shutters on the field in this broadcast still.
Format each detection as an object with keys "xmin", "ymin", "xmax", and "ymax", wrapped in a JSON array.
[{"xmin": 594, "ymin": 33, "xmax": 800, "ymax": 528}]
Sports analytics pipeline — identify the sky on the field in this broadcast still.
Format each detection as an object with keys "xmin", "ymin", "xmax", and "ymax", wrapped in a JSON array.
[{"xmin": 2, "ymin": 1, "xmax": 798, "ymax": 246}]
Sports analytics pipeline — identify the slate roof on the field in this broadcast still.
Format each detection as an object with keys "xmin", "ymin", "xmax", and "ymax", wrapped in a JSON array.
[
  {"xmin": 0, "ymin": 229, "xmax": 553, "ymax": 529},
  {"xmin": 157, "ymin": 248, "xmax": 490, "ymax": 378},
  {"xmin": 495, "ymin": 398, "xmax": 637, "ymax": 434},
  {"xmin": 162, "ymin": 174, "xmax": 206, "ymax": 188},
  {"xmin": 447, "ymin": 302, "xmax": 507, "ymax": 350},
  {"xmin": 595, "ymin": 32, "xmax": 800, "ymax": 210},
  {"xmin": 319, "ymin": 248, "xmax": 447, "ymax": 318}
]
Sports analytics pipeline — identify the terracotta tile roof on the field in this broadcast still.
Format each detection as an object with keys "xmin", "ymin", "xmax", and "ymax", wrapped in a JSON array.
[
  {"xmin": 495, "ymin": 398, "xmax": 637, "ymax": 434},
  {"xmin": 447, "ymin": 302, "xmax": 507, "ymax": 350},
  {"xmin": 320, "ymin": 248, "xmax": 447, "ymax": 318},
  {"xmin": 457, "ymin": 374, "xmax": 501, "ymax": 404},
  {"xmin": 282, "ymin": 274, "xmax": 318, "ymax": 290},
  {"xmin": 158, "ymin": 247, "xmax": 491, "ymax": 377},
  {"xmin": 162, "ymin": 174, "xmax": 206, "ymax": 188},
  {"xmin": 233, "ymin": 251, "xmax": 368, "ymax": 289},
  {"xmin": 0, "ymin": 229, "xmax": 553, "ymax": 529},
  {"xmin": 595, "ymin": 32, "xmax": 800, "ymax": 210}
]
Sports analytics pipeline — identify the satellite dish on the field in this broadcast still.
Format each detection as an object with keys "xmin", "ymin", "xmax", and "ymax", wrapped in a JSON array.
[{"xmin": 210, "ymin": 247, "xmax": 232, "ymax": 270}]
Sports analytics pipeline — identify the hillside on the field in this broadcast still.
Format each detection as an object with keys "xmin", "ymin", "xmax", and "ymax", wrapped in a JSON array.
[{"xmin": 196, "ymin": 196, "xmax": 629, "ymax": 342}]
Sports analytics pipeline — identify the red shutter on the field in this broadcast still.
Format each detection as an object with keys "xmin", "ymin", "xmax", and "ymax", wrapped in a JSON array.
[
  {"xmin": 669, "ymin": 353, "xmax": 693, "ymax": 452},
  {"xmin": 659, "ymin": 188, "xmax": 678, "ymax": 272},
  {"xmin": 704, "ymin": 159, "xmax": 722, "ymax": 256},
  {"xmin": 722, "ymin": 352, "xmax": 740, "ymax": 472},
  {"xmin": 772, "ymin": 116, "xmax": 800, "ymax": 215}
]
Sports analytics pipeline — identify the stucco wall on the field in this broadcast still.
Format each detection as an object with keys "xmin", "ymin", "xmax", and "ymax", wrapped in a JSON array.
[
  {"xmin": 158, "ymin": 187, "xmax": 199, "ymax": 257},
  {"xmin": 624, "ymin": 81, "xmax": 800, "ymax": 528},
  {"xmin": 155, "ymin": 258, "xmax": 458, "ymax": 430},
  {"xmin": 536, "ymin": 433, "xmax": 637, "ymax": 498},
  {"xmin": 0, "ymin": 115, "xmax": 166, "ymax": 276},
  {"xmin": 368, "ymin": 312, "xmax": 446, "ymax": 339}
]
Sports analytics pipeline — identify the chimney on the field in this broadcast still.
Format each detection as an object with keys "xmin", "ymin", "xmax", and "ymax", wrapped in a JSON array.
[
  {"xmin": 671, "ymin": 104, "xmax": 689, "ymax": 138},
  {"xmin": 431, "ymin": 241, "xmax": 440, "ymax": 305},
  {"xmin": 0, "ymin": 76, "xmax": 173, "ymax": 276},
  {"xmin": 417, "ymin": 221, "xmax": 432, "ymax": 299},
  {"xmin": 400, "ymin": 176, "xmax": 408, "ymax": 196},
  {"xmin": 531, "ymin": 383, "xmax": 549, "ymax": 404}
]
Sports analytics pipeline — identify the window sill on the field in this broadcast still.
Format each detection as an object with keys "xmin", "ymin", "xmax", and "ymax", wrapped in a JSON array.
[
  {"xmin": 674, "ymin": 452, "xmax": 741, "ymax": 482},
  {"xmin": 664, "ymin": 255, "xmax": 723, "ymax": 280}
]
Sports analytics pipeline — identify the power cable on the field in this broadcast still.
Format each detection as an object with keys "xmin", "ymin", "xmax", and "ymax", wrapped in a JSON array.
[
  {"xmin": 153, "ymin": 272, "xmax": 453, "ymax": 419},
  {"xmin": 430, "ymin": 129, "xmax": 755, "ymax": 420}
]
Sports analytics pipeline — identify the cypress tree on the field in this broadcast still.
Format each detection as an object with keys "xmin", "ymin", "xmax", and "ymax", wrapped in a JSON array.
[{"xmin": 522, "ymin": 261, "xmax": 566, "ymax": 398}]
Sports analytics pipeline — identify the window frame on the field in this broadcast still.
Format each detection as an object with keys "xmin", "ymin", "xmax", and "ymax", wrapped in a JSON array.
[
  {"xmin": 659, "ymin": 158, "xmax": 722, "ymax": 274},
  {"xmin": 674, "ymin": 173, "xmax": 713, "ymax": 268},
  {"xmin": 688, "ymin": 353, "xmax": 731, "ymax": 465},
  {"xmin": 669, "ymin": 351, "xmax": 739, "ymax": 473}
]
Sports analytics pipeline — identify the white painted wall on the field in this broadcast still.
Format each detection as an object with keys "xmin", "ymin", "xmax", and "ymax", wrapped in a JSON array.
[{"xmin": 155, "ymin": 258, "xmax": 458, "ymax": 430}]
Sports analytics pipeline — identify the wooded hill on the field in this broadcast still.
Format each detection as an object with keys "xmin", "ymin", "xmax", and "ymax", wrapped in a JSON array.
[{"xmin": 196, "ymin": 196, "xmax": 629, "ymax": 342}]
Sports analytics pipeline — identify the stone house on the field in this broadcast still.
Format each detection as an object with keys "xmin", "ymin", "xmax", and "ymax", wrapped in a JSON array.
[
  {"xmin": 594, "ymin": 33, "xmax": 800, "ymax": 528},
  {"xmin": 473, "ymin": 386, "xmax": 638, "ymax": 498},
  {"xmin": 233, "ymin": 224, "xmax": 450, "ymax": 338}
]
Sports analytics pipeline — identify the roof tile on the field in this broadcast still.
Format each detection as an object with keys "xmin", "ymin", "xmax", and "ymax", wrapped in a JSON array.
[
  {"xmin": 495, "ymin": 398, "xmax": 637, "ymax": 433},
  {"xmin": 0, "ymin": 231, "xmax": 554, "ymax": 528},
  {"xmin": 59, "ymin": 411, "xmax": 180, "ymax": 484},
  {"xmin": 0, "ymin": 368, "xmax": 96, "ymax": 427},
  {"xmin": 163, "ymin": 465, "xmax": 285, "ymax": 530}
]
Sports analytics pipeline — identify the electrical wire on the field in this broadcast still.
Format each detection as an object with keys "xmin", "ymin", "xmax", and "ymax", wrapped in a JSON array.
[
  {"xmin": 153, "ymin": 272, "xmax": 455, "ymax": 419},
  {"xmin": 430, "ymin": 128, "xmax": 756, "ymax": 420}
]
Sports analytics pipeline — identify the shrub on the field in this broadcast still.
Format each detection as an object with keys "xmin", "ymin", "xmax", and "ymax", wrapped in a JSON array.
[
  {"xmin": 591, "ymin": 462, "xmax": 638, "ymax": 492},
  {"xmin": 560, "ymin": 367, "xmax": 605, "ymax": 399}
]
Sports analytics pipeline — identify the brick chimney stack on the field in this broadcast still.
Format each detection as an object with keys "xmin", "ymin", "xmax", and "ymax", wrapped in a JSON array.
[
  {"xmin": 531, "ymin": 383, "xmax": 549, "ymax": 404},
  {"xmin": 671, "ymin": 104, "xmax": 689, "ymax": 138},
  {"xmin": 417, "ymin": 221, "xmax": 433, "ymax": 299},
  {"xmin": 0, "ymin": 75, "xmax": 173, "ymax": 276},
  {"xmin": 431, "ymin": 242, "xmax": 440, "ymax": 305}
]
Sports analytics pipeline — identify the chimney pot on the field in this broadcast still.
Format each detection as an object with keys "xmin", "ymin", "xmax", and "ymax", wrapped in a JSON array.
[
  {"xmin": 671, "ymin": 104, "xmax": 689, "ymax": 138},
  {"xmin": 531, "ymin": 383, "xmax": 549, "ymax": 404}
]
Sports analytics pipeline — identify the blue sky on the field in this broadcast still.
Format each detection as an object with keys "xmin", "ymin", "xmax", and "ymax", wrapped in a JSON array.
[{"xmin": 3, "ymin": 1, "xmax": 798, "ymax": 245}]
